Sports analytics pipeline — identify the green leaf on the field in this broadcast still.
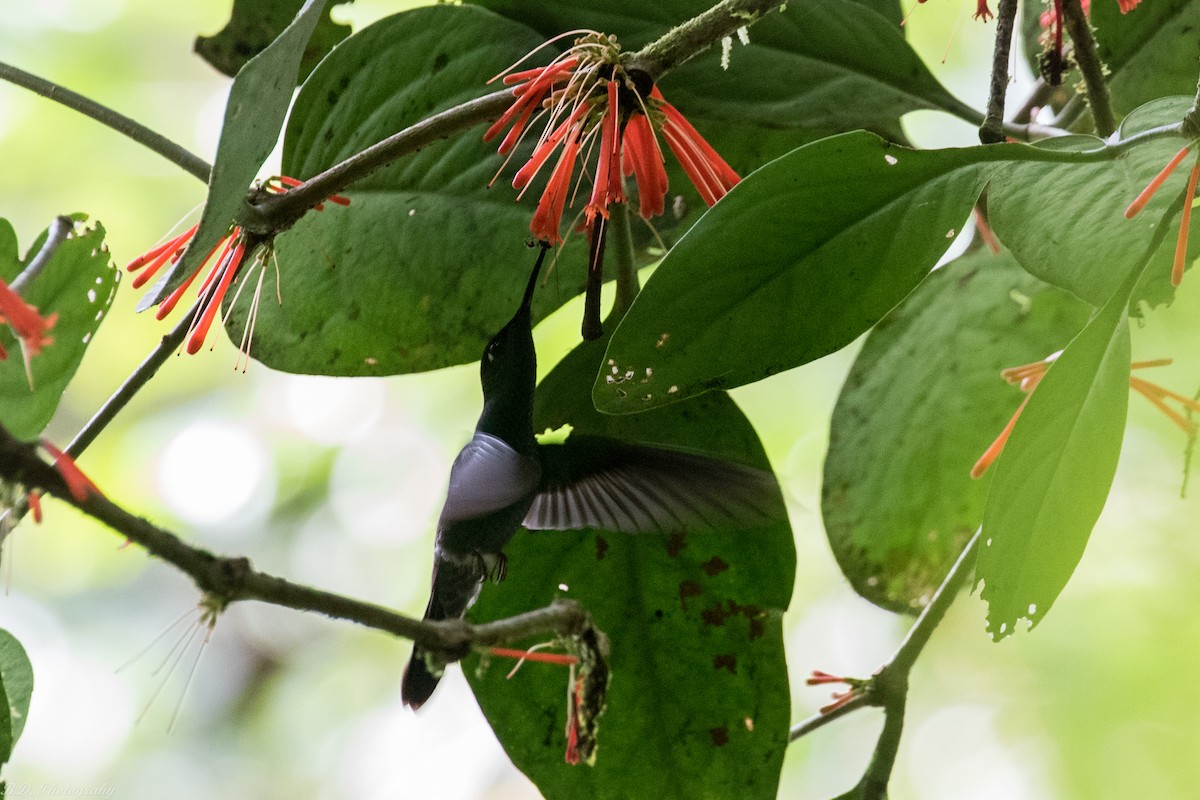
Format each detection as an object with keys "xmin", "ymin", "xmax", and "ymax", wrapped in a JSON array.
[
  {"xmin": 0, "ymin": 218, "xmax": 118, "ymax": 441},
  {"xmin": 988, "ymin": 97, "xmax": 1196, "ymax": 310},
  {"xmin": 195, "ymin": 0, "xmax": 351, "ymax": 82},
  {"xmin": 472, "ymin": 0, "xmax": 972, "ymax": 133},
  {"xmin": 466, "ymin": 334, "xmax": 794, "ymax": 800},
  {"xmin": 978, "ymin": 257, "xmax": 1140, "ymax": 639},
  {"xmin": 823, "ymin": 249, "xmax": 1091, "ymax": 613},
  {"xmin": 234, "ymin": 6, "xmax": 591, "ymax": 376},
  {"xmin": 0, "ymin": 629, "xmax": 33, "ymax": 769},
  {"xmin": 595, "ymin": 131, "xmax": 1000, "ymax": 413},
  {"xmin": 1094, "ymin": 0, "xmax": 1200, "ymax": 119},
  {"xmin": 145, "ymin": 0, "xmax": 331, "ymax": 307}
]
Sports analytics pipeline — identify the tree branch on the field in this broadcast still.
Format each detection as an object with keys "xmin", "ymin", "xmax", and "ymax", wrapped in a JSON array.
[
  {"xmin": 0, "ymin": 424, "xmax": 597, "ymax": 657},
  {"xmin": 789, "ymin": 528, "xmax": 982, "ymax": 797},
  {"xmin": 65, "ymin": 302, "xmax": 201, "ymax": 458},
  {"xmin": 979, "ymin": 0, "xmax": 1020, "ymax": 144},
  {"xmin": 626, "ymin": 0, "xmax": 787, "ymax": 80},
  {"xmin": 244, "ymin": 89, "xmax": 514, "ymax": 233},
  {"xmin": 0, "ymin": 60, "xmax": 211, "ymax": 183},
  {"xmin": 1061, "ymin": 0, "xmax": 1116, "ymax": 137}
]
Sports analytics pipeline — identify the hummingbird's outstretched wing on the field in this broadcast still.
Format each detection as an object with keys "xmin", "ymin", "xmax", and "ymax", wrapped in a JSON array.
[
  {"xmin": 439, "ymin": 432, "xmax": 542, "ymax": 524},
  {"xmin": 524, "ymin": 434, "xmax": 782, "ymax": 533}
]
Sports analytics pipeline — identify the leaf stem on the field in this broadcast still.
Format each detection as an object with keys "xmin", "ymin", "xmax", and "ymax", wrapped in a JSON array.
[
  {"xmin": 0, "ymin": 60, "xmax": 211, "ymax": 183},
  {"xmin": 10, "ymin": 216, "xmax": 73, "ymax": 294},
  {"xmin": 1060, "ymin": 0, "xmax": 1116, "ymax": 137},
  {"xmin": 979, "ymin": 0, "xmax": 1020, "ymax": 144}
]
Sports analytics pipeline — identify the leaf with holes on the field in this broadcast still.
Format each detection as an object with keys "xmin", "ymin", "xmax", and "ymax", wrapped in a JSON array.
[
  {"xmin": 823, "ymin": 249, "xmax": 1091, "ymax": 613},
  {"xmin": 595, "ymin": 131, "xmax": 1004, "ymax": 413},
  {"xmin": 465, "ymin": 334, "xmax": 794, "ymax": 800},
  {"xmin": 229, "ymin": 5, "xmax": 593, "ymax": 376},
  {"xmin": 978, "ymin": 251, "xmax": 1142, "ymax": 639},
  {"xmin": 144, "ymin": 0, "xmax": 330, "ymax": 307},
  {"xmin": 0, "ymin": 218, "xmax": 118, "ymax": 441}
]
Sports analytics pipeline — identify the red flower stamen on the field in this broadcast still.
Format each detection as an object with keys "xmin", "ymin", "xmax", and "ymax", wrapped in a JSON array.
[
  {"xmin": 27, "ymin": 491, "xmax": 43, "ymax": 524},
  {"xmin": 40, "ymin": 439, "xmax": 101, "ymax": 502},
  {"xmin": 1125, "ymin": 145, "xmax": 1192, "ymax": 219},
  {"xmin": 974, "ymin": 208, "xmax": 1002, "ymax": 253},
  {"xmin": 487, "ymin": 647, "xmax": 580, "ymax": 666},
  {"xmin": 186, "ymin": 238, "xmax": 247, "ymax": 355},
  {"xmin": 564, "ymin": 672, "xmax": 585, "ymax": 765},
  {"xmin": 973, "ymin": 355, "xmax": 1197, "ymax": 478},
  {"xmin": 974, "ymin": 0, "xmax": 995, "ymax": 20},
  {"xmin": 805, "ymin": 670, "xmax": 864, "ymax": 714},
  {"xmin": 1172, "ymin": 154, "xmax": 1200, "ymax": 286}
]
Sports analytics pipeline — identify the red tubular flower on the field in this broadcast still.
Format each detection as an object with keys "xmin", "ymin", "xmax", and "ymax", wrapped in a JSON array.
[
  {"xmin": 974, "ymin": 0, "xmax": 995, "ymax": 21},
  {"xmin": 125, "ymin": 176, "xmax": 349, "ymax": 356},
  {"xmin": 488, "ymin": 32, "xmax": 741, "ymax": 244},
  {"xmin": 1124, "ymin": 145, "xmax": 1198, "ymax": 287},
  {"xmin": 40, "ymin": 439, "xmax": 102, "ymax": 502},
  {"xmin": 0, "ymin": 279, "xmax": 57, "ymax": 364}
]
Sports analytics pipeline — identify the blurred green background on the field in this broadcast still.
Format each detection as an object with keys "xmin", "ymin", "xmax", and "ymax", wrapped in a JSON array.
[{"xmin": 2, "ymin": 1, "xmax": 1199, "ymax": 798}]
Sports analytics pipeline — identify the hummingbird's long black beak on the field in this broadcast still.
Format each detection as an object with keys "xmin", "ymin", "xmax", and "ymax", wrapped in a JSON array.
[{"xmin": 519, "ymin": 243, "xmax": 550, "ymax": 314}]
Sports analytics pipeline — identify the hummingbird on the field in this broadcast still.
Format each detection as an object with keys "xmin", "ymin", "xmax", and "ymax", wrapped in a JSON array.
[{"xmin": 402, "ymin": 244, "xmax": 779, "ymax": 709}]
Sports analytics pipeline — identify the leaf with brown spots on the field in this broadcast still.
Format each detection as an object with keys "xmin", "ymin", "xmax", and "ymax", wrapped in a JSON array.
[{"xmin": 466, "ymin": 333, "xmax": 794, "ymax": 800}]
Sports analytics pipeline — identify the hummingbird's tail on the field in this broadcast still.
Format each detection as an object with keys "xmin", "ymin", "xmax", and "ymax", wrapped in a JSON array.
[{"xmin": 402, "ymin": 556, "xmax": 485, "ymax": 709}]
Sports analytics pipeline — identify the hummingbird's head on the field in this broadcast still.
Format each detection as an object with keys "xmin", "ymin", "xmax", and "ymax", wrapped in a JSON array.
[{"xmin": 477, "ymin": 245, "xmax": 548, "ymax": 443}]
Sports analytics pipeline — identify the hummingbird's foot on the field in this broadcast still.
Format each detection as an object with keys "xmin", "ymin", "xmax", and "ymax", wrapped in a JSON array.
[{"xmin": 475, "ymin": 551, "xmax": 508, "ymax": 584}]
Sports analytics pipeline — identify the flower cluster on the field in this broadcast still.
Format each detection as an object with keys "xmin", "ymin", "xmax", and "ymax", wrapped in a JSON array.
[
  {"xmin": 486, "ymin": 33, "xmax": 740, "ymax": 245},
  {"xmin": 1125, "ymin": 144, "xmax": 1200, "ymax": 286},
  {"xmin": 126, "ymin": 176, "xmax": 348, "ymax": 358},
  {"xmin": 0, "ymin": 278, "xmax": 56, "ymax": 371},
  {"xmin": 972, "ymin": 354, "xmax": 1198, "ymax": 479}
]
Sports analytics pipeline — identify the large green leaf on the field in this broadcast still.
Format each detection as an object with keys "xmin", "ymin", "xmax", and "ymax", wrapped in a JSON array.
[
  {"xmin": 595, "ymin": 131, "xmax": 1001, "ymax": 413},
  {"xmin": 234, "ymin": 6, "xmax": 592, "ymax": 376},
  {"xmin": 823, "ymin": 249, "xmax": 1091, "ymax": 613},
  {"xmin": 0, "ymin": 629, "xmax": 33, "ymax": 770},
  {"xmin": 144, "ymin": 0, "xmax": 330, "ymax": 307},
  {"xmin": 988, "ymin": 97, "xmax": 1196, "ymax": 310},
  {"xmin": 195, "ymin": 0, "xmax": 351, "ymax": 82},
  {"xmin": 0, "ymin": 218, "xmax": 118, "ymax": 441},
  {"xmin": 466, "ymin": 334, "xmax": 794, "ymax": 800},
  {"xmin": 473, "ymin": 0, "xmax": 973, "ymax": 132},
  {"xmin": 977, "ymin": 256, "xmax": 1140, "ymax": 639}
]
